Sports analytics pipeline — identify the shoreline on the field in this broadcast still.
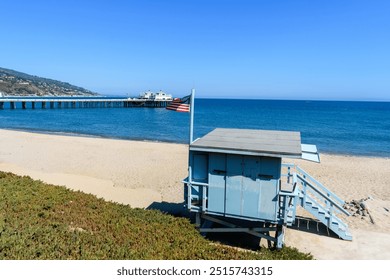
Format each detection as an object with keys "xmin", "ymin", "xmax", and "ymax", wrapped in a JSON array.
[
  {"xmin": 1, "ymin": 128, "xmax": 390, "ymax": 259},
  {"xmin": 0, "ymin": 127, "xmax": 190, "ymax": 145},
  {"xmin": 1, "ymin": 127, "xmax": 389, "ymax": 159}
]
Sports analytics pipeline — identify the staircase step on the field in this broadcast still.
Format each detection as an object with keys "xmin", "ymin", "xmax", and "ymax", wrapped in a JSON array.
[
  {"xmin": 337, "ymin": 225, "xmax": 347, "ymax": 231},
  {"xmin": 302, "ymin": 196, "xmax": 351, "ymax": 241},
  {"xmin": 293, "ymin": 167, "xmax": 353, "ymax": 241},
  {"xmin": 344, "ymin": 233, "xmax": 353, "ymax": 241}
]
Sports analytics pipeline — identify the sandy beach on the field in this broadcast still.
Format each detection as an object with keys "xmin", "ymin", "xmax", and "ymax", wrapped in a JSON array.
[{"xmin": 1, "ymin": 128, "xmax": 389, "ymax": 259}]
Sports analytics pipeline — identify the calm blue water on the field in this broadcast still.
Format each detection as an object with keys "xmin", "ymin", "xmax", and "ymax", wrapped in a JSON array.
[{"xmin": 1, "ymin": 98, "xmax": 389, "ymax": 157}]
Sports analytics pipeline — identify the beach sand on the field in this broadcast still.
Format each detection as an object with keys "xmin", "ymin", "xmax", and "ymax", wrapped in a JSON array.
[{"xmin": 1, "ymin": 128, "xmax": 389, "ymax": 259}]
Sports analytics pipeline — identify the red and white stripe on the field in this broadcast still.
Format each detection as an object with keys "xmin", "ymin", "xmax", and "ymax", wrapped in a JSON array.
[{"xmin": 166, "ymin": 99, "xmax": 190, "ymax": 112}]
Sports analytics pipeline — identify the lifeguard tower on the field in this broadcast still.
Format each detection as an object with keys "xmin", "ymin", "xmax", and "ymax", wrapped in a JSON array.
[{"xmin": 183, "ymin": 128, "xmax": 352, "ymax": 248}]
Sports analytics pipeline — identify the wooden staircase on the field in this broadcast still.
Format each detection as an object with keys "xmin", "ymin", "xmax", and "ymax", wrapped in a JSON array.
[
  {"xmin": 281, "ymin": 164, "xmax": 352, "ymax": 241},
  {"xmin": 301, "ymin": 195, "xmax": 352, "ymax": 240}
]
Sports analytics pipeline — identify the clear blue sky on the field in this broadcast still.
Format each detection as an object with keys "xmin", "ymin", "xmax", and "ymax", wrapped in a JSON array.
[{"xmin": 1, "ymin": 0, "xmax": 389, "ymax": 100}]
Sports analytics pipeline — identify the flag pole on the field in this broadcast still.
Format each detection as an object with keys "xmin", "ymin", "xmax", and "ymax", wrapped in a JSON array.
[
  {"xmin": 187, "ymin": 89, "xmax": 195, "ymax": 210},
  {"xmin": 189, "ymin": 88, "xmax": 195, "ymax": 144}
]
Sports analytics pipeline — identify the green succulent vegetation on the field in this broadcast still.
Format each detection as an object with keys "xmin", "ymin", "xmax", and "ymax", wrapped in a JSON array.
[{"xmin": 0, "ymin": 171, "xmax": 312, "ymax": 260}]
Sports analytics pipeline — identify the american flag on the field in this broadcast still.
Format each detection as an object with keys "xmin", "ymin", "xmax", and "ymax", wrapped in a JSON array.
[{"xmin": 166, "ymin": 95, "xmax": 191, "ymax": 112}]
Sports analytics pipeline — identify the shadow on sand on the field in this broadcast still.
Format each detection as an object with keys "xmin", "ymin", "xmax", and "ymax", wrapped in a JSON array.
[
  {"xmin": 146, "ymin": 201, "xmax": 189, "ymax": 217},
  {"xmin": 146, "ymin": 202, "xmax": 340, "ymax": 250},
  {"xmin": 288, "ymin": 215, "xmax": 340, "ymax": 239},
  {"xmin": 146, "ymin": 201, "xmax": 263, "ymax": 250}
]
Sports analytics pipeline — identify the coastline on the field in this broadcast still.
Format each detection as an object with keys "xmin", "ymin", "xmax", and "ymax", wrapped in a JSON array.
[
  {"xmin": 0, "ymin": 127, "xmax": 190, "ymax": 145},
  {"xmin": 2, "ymin": 127, "xmax": 389, "ymax": 158},
  {"xmin": 1, "ymin": 128, "xmax": 390, "ymax": 259}
]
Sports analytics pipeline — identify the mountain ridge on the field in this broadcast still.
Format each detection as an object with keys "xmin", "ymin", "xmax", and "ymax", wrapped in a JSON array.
[{"xmin": 0, "ymin": 67, "xmax": 99, "ymax": 97}]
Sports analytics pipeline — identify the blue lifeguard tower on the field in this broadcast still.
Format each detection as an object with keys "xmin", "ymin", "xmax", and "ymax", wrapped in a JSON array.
[{"xmin": 183, "ymin": 128, "xmax": 352, "ymax": 248}]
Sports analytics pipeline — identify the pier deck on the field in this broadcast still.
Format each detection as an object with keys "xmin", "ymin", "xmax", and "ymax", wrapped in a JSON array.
[{"xmin": 0, "ymin": 98, "xmax": 171, "ymax": 109}]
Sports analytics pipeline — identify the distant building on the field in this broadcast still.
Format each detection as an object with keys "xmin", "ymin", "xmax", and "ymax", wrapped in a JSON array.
[
  {"xmin": 139, "ymin": 90, "xmax": 154, "ymax": 99},
  {"xmin": 139, "ymin": 90, "xmax": 173, "ymax": 101},
  {"xmin": 153, "ymin": 90, "xmax": 173, "ymax": 101}
]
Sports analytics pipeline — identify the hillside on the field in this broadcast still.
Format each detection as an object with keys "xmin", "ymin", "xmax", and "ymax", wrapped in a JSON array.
[{"xmin": 0, "ymin": 67, "xmax": 99, "ymax": 97}]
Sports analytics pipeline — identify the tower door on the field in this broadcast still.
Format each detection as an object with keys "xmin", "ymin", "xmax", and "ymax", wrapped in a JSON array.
[
  {"xmin": 225, "ymin": 155, "xmax": 261, "ymax": 218},
  {"xmin": 207, "ymin": 153, "xmax": 226, "ymax": 214},
  {"xmin": 225, "ymin": 154, "xmax": 244, "ymax": 216},
  {"xmin": 257, "ymin": 157, "xmax": 280, "ymax": 221}
]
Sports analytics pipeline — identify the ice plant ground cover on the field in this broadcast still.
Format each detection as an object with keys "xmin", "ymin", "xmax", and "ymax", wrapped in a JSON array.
[{"xmin": 0, "ymin": 171, "xmax": 312, "ymax": 260}]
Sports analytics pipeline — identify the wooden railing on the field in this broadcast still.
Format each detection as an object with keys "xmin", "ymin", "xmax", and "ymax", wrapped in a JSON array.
[{"xmin": 281, "ymin": 163, "xmax": 351, "ymax": 225}]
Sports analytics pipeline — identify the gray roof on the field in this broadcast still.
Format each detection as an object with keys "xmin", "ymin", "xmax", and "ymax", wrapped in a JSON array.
[{"xmin": 190, "ymin": 128, "xmax": 302, "ymax": 158}]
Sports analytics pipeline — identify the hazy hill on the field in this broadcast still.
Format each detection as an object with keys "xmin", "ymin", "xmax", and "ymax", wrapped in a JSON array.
[{"xmin": 0, "ymin": 67, "xmax": 99, "ymax": 97}]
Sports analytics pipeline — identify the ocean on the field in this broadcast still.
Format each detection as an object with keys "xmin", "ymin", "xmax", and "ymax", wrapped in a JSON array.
[{"xmin": 0, "ymin": 98, "xmax": 389, "ymax": 157}]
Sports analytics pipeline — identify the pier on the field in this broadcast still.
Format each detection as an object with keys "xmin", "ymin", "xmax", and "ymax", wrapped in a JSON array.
[{"xmin": 0, "ymin": 98, "xmax": 171, "ymax": 110}]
